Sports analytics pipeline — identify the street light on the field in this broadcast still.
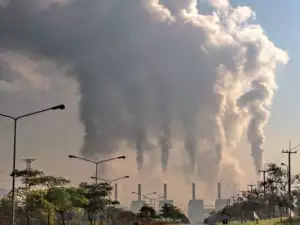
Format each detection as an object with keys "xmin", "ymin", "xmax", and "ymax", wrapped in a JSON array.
[
  {"xmin": 281, "ymin": 162, "xmax": 288, "ymax": 169},
  {"xmin": 68, "ymin": 155, "xmax": 126, "ymax": 184},
  {"xmin": 132, "ymin": 191, "xmax": 157, "ymax": 199},
  {"xmin": 0, "ymin": 104, "xmax": 65, "ymax": 225},
  {"xmin": 90, "ymin": 176, "xmax": 129, "ymax": 225},
  {"xmin": 90, "ymin": 175, "xmax": 130, "ymax": 183},
  {"xmin": 143, "ymin": 195, "xmax": 164, "ymax": 209}
]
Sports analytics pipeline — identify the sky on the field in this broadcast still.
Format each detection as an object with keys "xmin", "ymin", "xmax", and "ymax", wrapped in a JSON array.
[
  {"xmin": 0, "ymin": 0, "xmax": 299, "ymax": 212},
  {"xmin": 231, "ymin": 0, "xmax": 300, "ymax": 168}
]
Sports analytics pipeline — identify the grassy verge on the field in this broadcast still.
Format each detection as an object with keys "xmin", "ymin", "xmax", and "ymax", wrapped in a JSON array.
[{"xmin": 227, "ymin": 218, "xmax": 300, "ymax": 225}]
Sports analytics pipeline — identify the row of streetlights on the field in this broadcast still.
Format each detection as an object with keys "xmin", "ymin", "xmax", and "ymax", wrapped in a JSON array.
[
  {"xmin": 0, "ymin": 104, "xmax": 130, "ymax": 225},
  {"xmin": 68, "ymin": 154, "xmax": 126, "ymax": 184}
]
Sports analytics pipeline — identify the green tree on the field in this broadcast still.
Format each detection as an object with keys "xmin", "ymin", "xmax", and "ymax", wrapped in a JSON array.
[
  {"xmin": 139, "ymin": 204, "xmax": 156, "ymax": 222},
  {"xmin": 0, "ymin": 196, "xmax": 12, "ymax": 225},
  {"xmin": 13, "ymin": 169, "xmax": 70, "ymax": 225},
  {"xmin": 46, "ymin": 187, "xmax": 86, "ymax": 225},
  {"xmin": 79, "ymin": 182, "xmax": 112, "ymax": 225}
]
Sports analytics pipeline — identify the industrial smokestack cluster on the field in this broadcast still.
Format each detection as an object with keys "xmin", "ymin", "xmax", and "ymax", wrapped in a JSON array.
[
  {"xmin": 138, "ymin": 184, "xmax": 141, "ymax": 201},
  {"xmin": 217, "ymin": 182, "xmax": 221, "ymax": 199},
  {"xmin": 114, "ymin": 183, "xmax": 118, "ymax": 201},
  {"xmin": 192, "ymin": 183, "xmax": 196, "ymax": 200},
  {"xmin": 164, "ymin": 183, "xmax": 167, "ymax": 200}
]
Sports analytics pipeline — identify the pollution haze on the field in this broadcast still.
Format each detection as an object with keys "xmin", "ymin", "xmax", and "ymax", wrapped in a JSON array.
[{"xmin": 0, "ymin": 0, "xmax": 288, "ymax": 198}]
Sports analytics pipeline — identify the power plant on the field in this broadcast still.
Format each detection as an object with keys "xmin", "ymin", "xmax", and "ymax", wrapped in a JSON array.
[
  {"xmin": 130, "ymin": 184, "xmax": 146, "ymax": 213},
  {"xmin": 188, "ymin": 183, "xmax": 204, "ymax": 224},
  {"xmin": 215, "ymin": 182, "xmax": 229, "ymax": 211},
  {"xmin": 127, "ymin": 181, "xmax": 228, "ymax": 223},
  {"xmin": 158, "ymin": 183, "xmax": 173, "ymax": 210}
]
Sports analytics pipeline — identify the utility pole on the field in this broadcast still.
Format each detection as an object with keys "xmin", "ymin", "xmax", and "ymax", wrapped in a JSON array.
[
  {"xmin": 23, "ymin": 158, "xmax": 35, "ymax": 225},
  {"xmin": 259, "ymin": 169, "xmax": 268, "ymax": 199},
  {"xmin": 282, "ymin": 141, "xmax": 298, "ymax": 218},
  {"xmin": 259, "ymin": 169, "xmax": 268, "ymax": 218}
]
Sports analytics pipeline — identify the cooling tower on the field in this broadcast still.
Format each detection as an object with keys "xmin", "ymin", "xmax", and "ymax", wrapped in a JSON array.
[
  {"xmin": 164, "ymin": 183, "xmax": 167, "ymax": 200},
  {"xmin": 138, "ymin": 184, "xmax": 141, "ymax": 201},
  {"xmin": 217, "ymin": 182, "xmax": 221, "ymax": 199},
  {"xmin": 192, "ymin": 183, "xmax": 196, "ymax": 200},
  {"xmin": 114, "ymin": 183, "xmax": 118, "ymax": 201}
]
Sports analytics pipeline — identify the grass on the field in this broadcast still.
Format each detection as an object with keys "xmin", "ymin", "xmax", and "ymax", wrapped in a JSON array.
[{"xmin": 228, "ymin": 217, "xmax": 300, "ymax": 225}]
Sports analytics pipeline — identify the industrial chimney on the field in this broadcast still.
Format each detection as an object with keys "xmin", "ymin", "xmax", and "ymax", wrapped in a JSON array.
[
  {"xmin": 192, "ymin": 183, "xmax": 196, "ymax": 200},
  {"xmin": 114, "ymin": 183, "xmax": 118, "ymax": 201},
  {"xmin": 164, "ymin": 183, "xmax": 167, "ymax": 200},
  {"xmin": 138, "ymin": 184, "xmax": 141, "ymax": 201},
  {"xmin": 217, "ymin": 182, "xmax": 221, "ymax": 199}
]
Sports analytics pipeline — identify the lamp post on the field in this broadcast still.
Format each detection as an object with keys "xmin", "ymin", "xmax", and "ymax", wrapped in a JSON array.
[
  {"xmin": 132, "ymin": 191, "xmax": 157, "ymax": 201},
  {"xmin": 68, "ymin": 155, "xmax": 126, "ymax": 184},
  {"xmin": 144, "ymin": 195, "xmax": 164, "ymax": 210},
  {"xmin": 281, "ymin": 162, "xmax": 289, "ymax": 184},
  {"xmin": 0, "ymin": 104, "xmax": 65, "ymax": 225},
  {"xmin": 90, "ymin": 176, "xmax": 129, "ymax": 225}
]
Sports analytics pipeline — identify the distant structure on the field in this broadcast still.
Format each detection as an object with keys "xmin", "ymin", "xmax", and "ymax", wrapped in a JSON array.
[
  {"xmin": 113, "ymin": 183, "xmax": 122, "ymax": 208},
  {"xmin": 158, "ymin": 183, "xmax": 174, "ymax": 210},
  {"xmin": 130, "ymin": 184, "xmax": 146, "ymax": 213},
  {"xmin": 114, "ymin": 183, "xmax": 118, "ymax": 201},
  {"xmin": 188, "ymin": 182, "xmax": 204, "ymax": 224},
  {"xmin": 23, "ymin": 158, "xmax": 35, "ymax": 170},
  {"xmin": 215, "ymin": 182, "xmax": 229, "ymax": 211}
]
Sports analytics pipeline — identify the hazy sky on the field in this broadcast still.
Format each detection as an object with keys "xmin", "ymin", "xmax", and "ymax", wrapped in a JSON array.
[{"xmin": 0, "ymin": 0, "xmax": 299, "ymax": 212}]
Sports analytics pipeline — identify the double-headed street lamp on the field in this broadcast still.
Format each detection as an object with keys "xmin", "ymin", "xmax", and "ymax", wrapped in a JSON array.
[
  {"xmin": 143, "ymin": 195, "xmax": 164, "ymax": 209},
  {"xmin": 68, "ymin": 155, "xmax": 126, "ymax": 184},
  {"xmin": 132, "ymin": 191, "xmax": 157, "ymax": 201},
  {"xmin": 90, "ymin": 175, "xmax": 130, "ymax": 184},
  {"xmin": 0, "ymin": 104, "xmax": 65, "ymax": 225},
  {"xmin": 90, "ymin": 175, "xmax": 129, "ymax": 225}
]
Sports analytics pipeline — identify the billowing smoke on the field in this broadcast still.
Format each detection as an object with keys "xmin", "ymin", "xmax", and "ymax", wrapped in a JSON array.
[{"xmin": 0, "ymin": 0, "xmax": 288, "ymax": 184}]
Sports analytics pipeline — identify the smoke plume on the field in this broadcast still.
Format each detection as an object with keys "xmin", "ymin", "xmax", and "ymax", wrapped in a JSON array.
[{"xmin": 0, "ymin": 0, "xmax": 288, "ymax": 183}]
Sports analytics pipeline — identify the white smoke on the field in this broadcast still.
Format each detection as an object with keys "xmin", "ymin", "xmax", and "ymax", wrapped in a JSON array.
[{"xmin": 0, "ymin": 0, "xmax": 289, "ymax": 193}]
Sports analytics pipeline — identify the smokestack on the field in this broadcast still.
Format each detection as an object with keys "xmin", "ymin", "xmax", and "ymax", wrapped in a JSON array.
[
  {"xmin": 217, "ymin": 182, "xmax": 221, "ymax": 199},
  {"xmin": 114, "ymin": 183, "xmax": 118, "ymax": 201},
  {"xmin": 164, "ymin": 183, "xmax": 167, "ymax": 200},
  {"xmin": 192, "ymin": 183, "xmax": 196, "ymax": 200},
  {"xmin": 138, "ymin": 184, "xmax": 141, "ymax": 201}
]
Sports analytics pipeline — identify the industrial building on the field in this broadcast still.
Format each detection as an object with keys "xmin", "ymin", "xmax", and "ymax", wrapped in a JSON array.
[
  {"xmin": 130, "ymin": 184, "xmax": 146, "ymax": 213},
  {"xmin": 158, "ymin": 183, "xmax": 174, "ymax": 210},
  {"xmin": 215, "ymin": 182, "xmax": 229, "ymax": 211},
  {"xmin": 188, "ymin": 183, "xmax": 204, "ymax": 224}
]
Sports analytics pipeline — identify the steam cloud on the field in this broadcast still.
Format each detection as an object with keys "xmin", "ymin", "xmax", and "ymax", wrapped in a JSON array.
[{"xmin": 0, "ymin": 0, "xmax": 288, "ymax": 182}]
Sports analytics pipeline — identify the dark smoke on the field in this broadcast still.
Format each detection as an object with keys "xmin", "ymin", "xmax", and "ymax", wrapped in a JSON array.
[{"xmin": 0, "ymin": 0, "xmax": 288, "ymax": 181}]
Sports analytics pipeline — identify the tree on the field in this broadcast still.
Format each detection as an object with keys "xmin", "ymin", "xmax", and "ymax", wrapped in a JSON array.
[
  {"xmin": 159, "ymin": 203, "xmax": 188, "ymax": 222},
  {"xmin": 46, "ymin": 187, "xmax": 87, "ymax": 225},
  {"xmin": 13, "ymin": 169, "xmax": 70, "ymax": 225},
  {"xmin": 139, "ymin": 204, "xmax": 156, "ymax": 221},
  {"xmin": 79, "ymin": 182, "xmax": 112, "ymax": 225},
  {"xmin": 0, "ymin": 196, "xmax": 12, "ymax": 225}
]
